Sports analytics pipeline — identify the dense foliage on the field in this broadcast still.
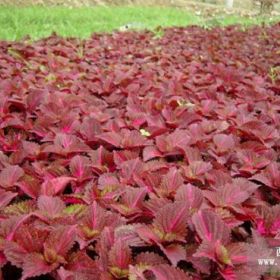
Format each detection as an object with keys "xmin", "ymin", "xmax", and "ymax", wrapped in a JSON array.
[{"xmin": 0, "ymin": 23, "xmax": 280, "ymax": 280}]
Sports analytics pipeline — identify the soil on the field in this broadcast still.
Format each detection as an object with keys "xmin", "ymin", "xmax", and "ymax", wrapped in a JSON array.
[
  {"xmin": 0, "ymin": 0, "xmax": 258, "ymax": 9},
  {"xmin": 0, "ymin": 1, "xmax": 278, "ymax": 20}
]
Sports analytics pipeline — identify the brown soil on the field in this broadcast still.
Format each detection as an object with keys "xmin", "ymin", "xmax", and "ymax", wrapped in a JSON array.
[
  {"xmin": 0, "ymin": 0, "xmax": 278, "ymax": 18},
  {"xmin": 0, "ymin": 0, "xmax": 254, "ymax": 8}
]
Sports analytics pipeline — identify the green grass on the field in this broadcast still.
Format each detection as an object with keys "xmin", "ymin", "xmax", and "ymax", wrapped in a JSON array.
[
  {"xmin": 201, "ymin": 14, "xmax": 280, "ymax": 29},
  {"xmin": 0, "ymin": 6, "xmax": 201, "ymax": 41},
  {"xmin": 0, "ymin": 5, "xmax": 279, "ymax": 41}
]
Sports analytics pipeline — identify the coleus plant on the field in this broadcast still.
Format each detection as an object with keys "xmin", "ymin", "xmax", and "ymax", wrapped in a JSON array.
[{"xmin": 0, "ymin": 23, "xmax": 280, "ymax": 280}]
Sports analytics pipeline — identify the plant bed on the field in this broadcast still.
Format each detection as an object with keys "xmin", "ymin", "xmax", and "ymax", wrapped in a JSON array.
[{"xmin": 0, "ymin": 23, "xmax": 280, "ymax": 280}]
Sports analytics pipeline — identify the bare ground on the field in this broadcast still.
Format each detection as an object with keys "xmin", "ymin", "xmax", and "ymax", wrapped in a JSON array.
[{"xmin": 0, "ymin": 0, "xmax": 279, "ymax": 18}]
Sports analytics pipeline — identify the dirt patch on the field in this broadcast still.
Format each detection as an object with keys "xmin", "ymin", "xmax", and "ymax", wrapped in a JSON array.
[
  {"xmin": 0, "ymin": 0, "xmax": 278, "ymax": 18},
  {"xmin": 0, "ymin": 0, "xmax": 253, "ymax": 8},
  {"xmin": 0, "ymin": 0, "xmax": 176, "ymax": 7}
]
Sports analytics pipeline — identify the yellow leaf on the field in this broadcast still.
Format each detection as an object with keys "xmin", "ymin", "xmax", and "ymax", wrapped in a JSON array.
[{"xmin": 140, "ymin": 129, "xmax": 151, "ymax": 137}]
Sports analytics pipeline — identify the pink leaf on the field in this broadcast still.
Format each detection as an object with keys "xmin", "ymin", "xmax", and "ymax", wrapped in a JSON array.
[
  {"xmin": 158, "ymin": 167, "xmax": 184, "ymax": 197},
  {"xmin": 148, "ymin": 264, "xmax": 190, "ymax": 280},
  {"xmin": 69, "ymin": 155, "xmax": 92, "ymax": 180},
  {"xmin": 0, "ymin": 165, "xmax": 24, "ymax": 189},
  {"xmin": 41, "ymin": 176, "xmax": 76, "ymax": 196},
  {"xmin": 213, "ymin": 134, "xmax": 235, "ymax": 154},
  {"xmin": 193, "ymin": 240, "xmax": 216, "ymax": 262},
  {"xmin": 143, "ymin": 146, "xmax": 163, "ymax": 162},
  {"xmin": 21, "ymin": 253, "xmax": 57, "ymax": 280},
  {"xmin": 203, "ymin": 179, "xmax": 259, "ymax": 207},
  {"xmin": 0, "ymin": 190, "xmax": 17, "ymax": 208},
  {"xmin": 135, "ymin": 252, "xmax": 167, "ymax": 266},
  {"xmin": 4, "ymin": 240, "xmax": 28, "ymax": 268},
  {"xmin": 175, "ymin": 184, "xmax": 203, "ymax": 211},
  {"xmin": 153, "ymin": 202, "xmax": 189, "ymax": 242},
  {"xmin": 37, "ymin": 195, "xmax": 65, "ymax": 217},
  {"xmin": 109, "ymin": 239, "xmax": 132, "ymax": 278},
  {"xmin": 157, "ymin": 243, "xmax": 186, "ymax": 266},
  {"xmin": 4, "ymin": 224, "xmax": 49, "ymax": 266},
  {"xmin": 182, "ymin": 161, "xmax": 212, "ymax": 183},
  {"xmin": 192, "ymin": 210, "xmax": 231, "ymax": 244},
  {"xmin": 45, "ymin": 226, "xmax": 77, "ymax": 257},
  {"xmin": 96, "ymin": 132, "xmax": 122, "ymax": 147},
  {"xmin": 15, "ymin": 175, "xmax": 41, "ymax": 199}
]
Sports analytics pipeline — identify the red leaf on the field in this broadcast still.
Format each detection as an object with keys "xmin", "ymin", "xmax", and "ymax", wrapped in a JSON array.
[
  {"xmin": 21, "ymin": 252, "xmax": 57, "ymax": 280},
  {"xmin": 15, "ymin": 174, "xmax": 41, "ymax": 199},
  {"xmin": 37, "ymin": 195, "xmax": 65, "ymax": 217},
  {"xmin": 142, "ymin": 146, "xmax": 163, "ymax": 162},
  {"xmin": 157, "ymin": 243, "xmax": 186, "ymax": 266},
  {"xmin": 148, "ymin": 264, "xmax": 190, "ymax": 280},
  {"xmin": 41, "ymin": 176, "xmax": 76, "ymax": 196},
  {"xmin": 153, "ymin": 202, "xmax": 189, "ymax": 242},
  {"xmin": 193, "ymin": 240, "xmax": 216, "ymax": 262},
  {"xmin": 4, "ymin": 240, "xmax": 28, "ymax": 268},
  {"xmin": 0, "ymin": 190, "xmax": 17, "ymax": 208},
  {"xmin": 182, "ymin": 161, "xmax": 212, "ymax": 183},
  {"xmin": 175, "ymin": 184, "xmax": 203, "ymax": 211},
  {"xmin": 157, "ymin": 167, "xmax": 184, "ymax": 197},
  {"xmin": 45, "ymin": 226, "xmax": 76, "ymax": 258},
  {"xmin": 0, "ymin": 165, "xmax": 24, "ymax": 189},
  {"xmin": 192, "ymin": 210, "xmax": 231, "ymax": 244},
  {"xmin": 156, "ymin": 129, "xmax": 191, "ymax": 154},
  {"xmin": 203, "ymin": 179, "xmax": 259, "ymax": 207},
  {"xmin": 97, "ymin": 132, "xmax": 122, "ymax": 147},
  {"xmin": 4, "ymin": 225, "xmax": 48, "ymax": 267},
  {"xmin": 213, "ymin": 133, "xmax": 235, "ymax": 154},
  {"xmin": 69, "ymin": 155, "xmax": 92, "ymax": 181},
  {"xmin": 134, "ymin": 252, "xmax": 167, "ymax": 266},
  {"xmin": 111, "ymin": 187, "xmax": 146, "ymax": 216},
  {"xmin": 57, "ymin": 251, "xmax": 100, "ymax": 280},
  {"xmin": 108, "ymin": 239, "xmax": 132, "ymax": 278}
]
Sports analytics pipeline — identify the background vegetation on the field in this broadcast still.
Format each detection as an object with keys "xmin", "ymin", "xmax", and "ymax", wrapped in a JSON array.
[
  {"xmin": 0, "ymin": 5, "xmax": 279, "ymax": 41},
  {"xmin": 0, "ymin": 1, "xmax": 279, "ymax": 41}
]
